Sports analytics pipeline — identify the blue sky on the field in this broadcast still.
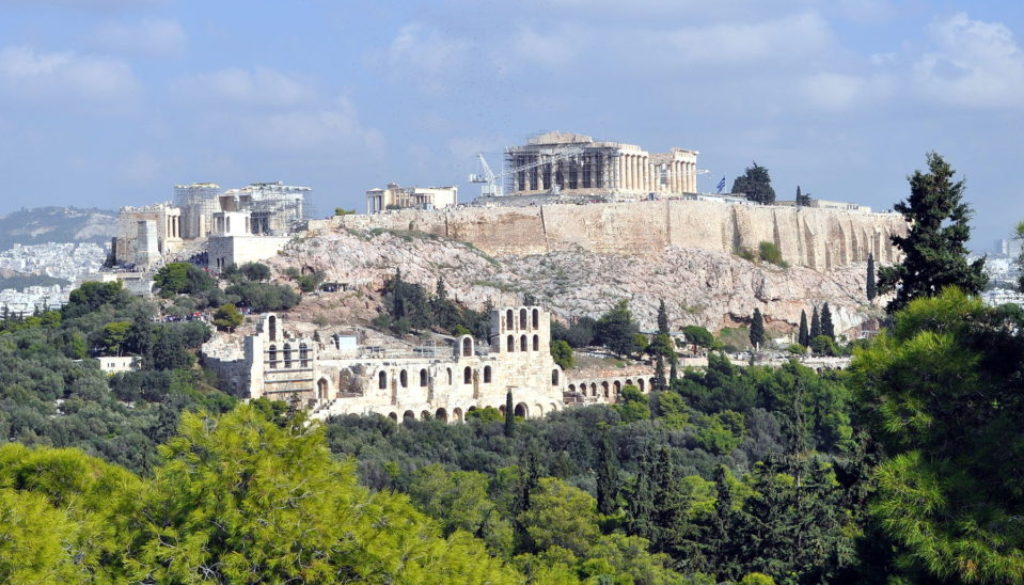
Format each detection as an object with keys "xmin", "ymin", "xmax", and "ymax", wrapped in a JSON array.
[{"xmin": 1, "ymin": 0, "xmax": 1022, "ymax": 250}]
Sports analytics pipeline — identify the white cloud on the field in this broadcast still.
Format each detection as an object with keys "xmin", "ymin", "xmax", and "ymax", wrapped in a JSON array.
[
  {"xmin": 512, "ymin": 25, "xmax": 586, "ymax": 68},
  {"xmin": 0, "ymin": 45, "xmax": 139, "ymax": 101},
  {"xmin": 375, "ymin": 23, "xmax": 474, "ymax": 94},
  {"xmin": 175, "ymin": 67, "xmax": 315, "ymax": 107},
  {"xmin": 658, "ymin": 12, "xmax": 834, "ymax": 66},
  {"xmin": 914, "ymin": 12, "xmax": 1024, "ymax": 108},
  {"xmin": 239, "ymin": 97, "xmax": 385, "ymax": 155},
  {"xmin": 90, "ymin": 18, "xmax": 186, "ymax": 57},
  {"xmin": 800, "ymin": 72, "xmax": 893, "ymax": 111}
]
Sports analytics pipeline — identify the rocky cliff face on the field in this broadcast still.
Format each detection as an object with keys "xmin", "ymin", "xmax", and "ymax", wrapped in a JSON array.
[{"xmin": 270, "ymin": 227, "xmax": 882, "ymax": 339}]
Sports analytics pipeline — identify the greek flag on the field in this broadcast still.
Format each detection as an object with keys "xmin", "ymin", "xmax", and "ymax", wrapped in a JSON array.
[{"xmin": 716, "ymin": 176, "xmax": 726, "ymax": 193}]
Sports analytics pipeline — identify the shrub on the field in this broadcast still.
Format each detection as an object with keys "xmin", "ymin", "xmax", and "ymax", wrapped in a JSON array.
[{"xmin": 758, "ymin": 241, "xmax": 789, "ymax": 268}]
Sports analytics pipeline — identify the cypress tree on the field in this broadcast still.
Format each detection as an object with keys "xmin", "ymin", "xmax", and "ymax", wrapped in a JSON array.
[
  {"xmin": 821, "ymin": 302, "xmax": 835, "ymax": 340},
  {"xmin": 626, "ymin": 448, "xmax": 656, "ymax": 540},
  {"xmin": 669, "ymin": 358, "xmax": 678, "ymax": 386},
  {"xmin": 657, "ymin": 299, "xmax": 670, "ymax": 335},
  {"xmin": 596, "ymin": 429, "xmax": 619, "ymax": 515},
  {"xmin": 653, "ymin": 354, "xmax": 666, "ymax": 391},
  {"xmin": 798, "ymin": 309, "xmax": 809, "ymax": 346},
  {"xmin": 867, "ymin": 253, "xmax": 877, "ymax": 301},
  {"xmin": 810, "ymin": 306, "xmax": 821, "ymax": 339},
  {"xmin": 749, "ymin": 308, "xmax": 765, "ymax": 349},
  {"xmin": 504, "ymin": 391, "xmax": 514, "ymax": 437}
]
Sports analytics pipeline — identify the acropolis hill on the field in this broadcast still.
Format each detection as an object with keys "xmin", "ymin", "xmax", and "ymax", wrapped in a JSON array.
[{"xmin": 310, "ymin": 198, "xmax": 906, "ymax": 272}]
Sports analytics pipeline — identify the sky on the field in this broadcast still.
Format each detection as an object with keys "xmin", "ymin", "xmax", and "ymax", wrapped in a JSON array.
[{"xmin": 1, "ymin": 0, "xmax": 1022, "ymax": 251}]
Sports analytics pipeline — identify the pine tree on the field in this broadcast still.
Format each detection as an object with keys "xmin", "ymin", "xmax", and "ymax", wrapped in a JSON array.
[
  {"xmin": 731, "ymin": 162, "xmax": 776, "ymax": 205},
  {"xmin": 820, "ymin": 302, "xmax": 835, "ymax": 340},
  {"xmin": 595, "ymin": 430, "xmax": 619, "ymax": 515},
  {"xmin": 877, "ymin": 152, "xmax": 987, "ymax": 313},
  {"xmin": 798, "ymin": 309, "xmax": 809, "ymax": 346},
  {"xmin": 866, "ymin": 253, "xmax": 877, "ymax": 302},
  {"xmin": 504, "ymin": 391, "xmax": 515, "ymax": 437},
  {"xmin": 810, "ymin": 306, "xmax": 821, "ymax": 339},
  {"xmin": 657, "ymin": 299, "xmax": 669, "ymax": 335},
  {"xmin": 749, "ymin": 308, "xmax": 764, "ymax": 349}
]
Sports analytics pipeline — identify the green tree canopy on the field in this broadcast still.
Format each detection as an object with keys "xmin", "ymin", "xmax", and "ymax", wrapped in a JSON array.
[
  {"xmin": 731, "ymin": 162, "xmax": 776, "ymax": 205},
  {"xmin": 595, "ymin": 300, "xmax": 640, "ymax": 357},
  {"xmin": 154, "ymin": 262, "xmax": 216, "ymax": 297},
  {"xmin": 877, "ymin": 152, "xmax": 987, "ymax": 313}
]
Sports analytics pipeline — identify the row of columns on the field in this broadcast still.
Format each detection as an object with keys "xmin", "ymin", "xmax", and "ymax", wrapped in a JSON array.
[
  {"xmin": 612, "ymin": 155, "xmax": 697, "ymax": 194},
  {"xmin": 616, "ymin": 153, "xmax": 651, "ymax": 192},
  {"xmin": 165, "ymin": 215, "xmax": 180, "ymax": 239}
]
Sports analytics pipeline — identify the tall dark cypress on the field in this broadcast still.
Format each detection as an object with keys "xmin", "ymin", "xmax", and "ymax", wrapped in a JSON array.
[
  {"xmin": 657, "ymin": 299, "xmax": 670, "ymax": 335},
  {"xmin": 867, "ymin": 253, "xmax": 877, "ymax": 301},
  {"xmin": 504, "ymin": 391, "xmax": 515, "ymax": 437},
  {"xmin": 626, "ymin": 448, "xmax": 656, "ymax": 540},
  {"xmin": 654, "ymin": 354, "xmax": 666, "ymax": 391},
  {"xmin": 596, "ymin": 430, "xmax": 619, "ymax": 515},
  {"xmin": 799, "ymin": 309, "xmax": 809, "ymax": 346},
  {"xmin": 810, "ymin": 306, "xmax": 821, "ymax": 339},
  {"xmin": 669, "ymin": 358, "xmax": 678, "ymax": 386},
  {"xmin": 749, "ymin": 308, "xmax": 765, "ymax": 349},
  {"xmin": 821, "ymin": 302, "xmax": 835, "ymax": 340}
]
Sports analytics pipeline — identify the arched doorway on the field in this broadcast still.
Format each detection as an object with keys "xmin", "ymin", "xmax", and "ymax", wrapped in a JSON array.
[
  {"xmin": 435, "ymin": 408, "xmax": 448, "ymax": 422},
  {"xmin": 532, "ymin": 308, "xmax": 539, "ymax": 329},
  {"xmin": 602, "ymin": 381, "xmax": 610, "ymax": 398},
  {"xmin": 483, "ymin": 366, "xmax": 492, "ymax": 383},
  {"xmin": 520, "ymin": 308, "xmax": 528, "ymax": 329},
  {"xmin": 463, "ymin": 366, "xmax": 472, "ymax": 384},
  {"xmin": 452, "ymin": 407, "xmax": 463, "ymax": 422},
  {"xmin": 317, "ymin": 378, "xmax": 328, "ymax": 400},
  {"xmin": 378, "ymin": 371, "xmax": 387, "ymax": 389},
  {"xmin": 520, "ymin": 335, "xmax": 528, "ymax": 351},
  {"xmin": 399, "ymin": 370, "xmax": 408, "ymax": 388},
  {"xmin": 514, "ymin": 403, "xmax": 528, "ymax": 418},
  {"xmin": 507, "ymin": 335, "xmax": 515, "ymax": 352},
  {"xmin": 420, "ymin": 410, "xmax": 432, "ymax": 421},
  {"xmin": 388, "ymin": 412, "xmax": 398, "ymax": 422},
  {"xmin": 403, "ymin": 410, "xmax": 415, "ymax": 423},
  {"xmin": 506, "ymin": 309, "xmax": 514, "ymax": 330},
  {"xmin": 419, "ymin": 368, "xmax": 428, "ymax": 387},
  {"xmin": 533, "ymin": 335, "xmax": 540, "ymax": 351},
  {"xmin": 462, "ymin": 337, "xmax": 473, "ymax": 357},
  {"xmin": 551, "ymin": 369, "xmax": 559, "ymax": 385}
]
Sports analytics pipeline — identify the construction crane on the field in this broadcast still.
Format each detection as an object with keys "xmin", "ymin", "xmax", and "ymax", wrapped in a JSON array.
[{"xmin": 469, "ymin": 146, "xmax": 585, "ymax": 198}]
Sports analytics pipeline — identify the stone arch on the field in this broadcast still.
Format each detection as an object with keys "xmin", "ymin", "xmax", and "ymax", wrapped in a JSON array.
[
  {"xmin": 317, "ymin": 377, "xmax": 328, "ymax": 400},
  {"xmin": 533, "ymin": 335, "xmax": 540, "ymax": 351},
  {"xmin": 520, "ymin": 335, "xmax": 528, "ymax": 351},
  {"xmin": 283, "ymin": 343, "xmax": 292, "ymax": 368},
  {"xmin": 461, "ymin": 336, "xmax": 473, "ymax": 357},
  {"xmin": 568, "ymin": 383, "xmax": 576, "ymax": 393},
  {"xmin": 463, "ymin": 366, "xmax": 472, "ymax": 384},
  {"xmin": 514, "ymin": 403, "xmax": 528, "ymax": 418},
  {"xmin": 551, "ymin": 369, "xmax": 560, "ymax": 385},
  {"xmin": 506, "ymin": 309, "xmax": 514, "ymax": 330},
  {"xmin": 550, "ymin": 402, "xmax": 558, "ymax": 413},
  {"xmin": 534, "ymin": 404, "xmax": 544, "ymax": 417},
  {"xmin": 498, "ymin": 404, "xmax": 506, "ymax": 415},
  {"xmin": 268, "ymin": 344, "xmax": 277, "ymax": 368},
  {"xmin": 446, "ymin": 367, "xmax": 452, "ymax": 385},
  {"xmin": 638, "ymin": 378, "xmax": 645, "ymax": 392},
  {"xmin": 403, "ymin": 410, "xmax": 415, "ymax": 423},
  {"xmin": 483, "ymin": 365, "xmax": 492, "ymax": 383},
  {"xmin": 388, "ymin": 412, "xmax": 398, "ymax": 422},
  {"xmin": 419, "ymin": 368, "xmax": 428, "ymax": 387},
  {"xmin": 378, "ymin": 371, "xmax": 387, "ymax": 390},
  {"xmin": 626, "ymin": 378, "xmax": 633, "ymax": 386},
  {"xmin": 467, "ymin": 406, "xmax": 478, "ymax": 416},
  {"xmin": 435, "ymin": 408, "xmax": 448, "ymax": 422},
  {"xmin": 452, "ymin": 407, "xmax": 463, "ymax": 422},
  {"xmin": 649, "ymin": 377, "xmax": 656, "ymax": 391},
  {"xmin": 591, "ymin": 383, "xmax": 598, "ymax": 397},
  {"xmin": 613, "ymin": 380, "xmax": 621, "ymax": 396},
  {"xmin": 602, "ymin": 381, "xmax": 610, "ymax": 398},
  {"xmin": 507, "ymin": 335, "xmax": 515, "ymax": 352},
  {"xmin": 520, "ymin": 308, "xmax": 528, "ymax": 329},
  {"xmin": 420, "ymin": 410, "xmax": 432, "ymax": 421},
  {"xmin": 299, "ymin": 343, "xmax": 309, "ymax": 368},
  {"xmin": 268, "ymin": 315, "xmax": 277, "ymax": 341},
  {"xmin": 532, "ymin": 308, "xmax": 539, "ymax": 329},
  {"xmin": 399, "ymin": 370, "xmax": 408, "ymax": 388}
]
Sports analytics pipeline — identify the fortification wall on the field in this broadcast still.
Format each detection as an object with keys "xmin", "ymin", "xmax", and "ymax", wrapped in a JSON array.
[{"xmin": 311, "ymin": 199, "xmax": 905, "ymax": 271}]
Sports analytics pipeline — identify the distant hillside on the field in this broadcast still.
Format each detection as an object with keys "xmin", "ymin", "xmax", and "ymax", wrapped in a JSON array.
[{"xmin": 0, "ymin": 206, "xmax": 117, "ymax": 250}]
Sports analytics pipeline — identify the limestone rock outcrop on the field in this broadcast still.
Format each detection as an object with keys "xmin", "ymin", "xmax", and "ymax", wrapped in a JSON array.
[{"xmin": 271, "ymin": 227, "xmax": 882, "ymax": 339}]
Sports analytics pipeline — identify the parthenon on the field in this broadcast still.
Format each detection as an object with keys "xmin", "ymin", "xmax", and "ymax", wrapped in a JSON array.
[{"xmin": 504, "ymin": 131, "xmax": 699, "ymax": 196}]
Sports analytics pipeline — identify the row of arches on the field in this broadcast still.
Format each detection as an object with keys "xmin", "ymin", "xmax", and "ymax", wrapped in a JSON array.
[
  {"xmin": 377, "ymin": 365, "xmax": 496, "ymax": 390},
  {"xmin": 267, "ymin": 343, "xmax": 310, "ymax": 369},
  {"xmin": 506, "ymin": 334, "xmax": 540, "ymax": 353},
  {"xmin": 566, "ymin": 377, "xmax": 655, "ymax": 399},
  {"xmin": 503, "ymin": 307, "xmax": 540, "ymax": 333},
  {"xmin": 384, "ymin": 400, "xmax": 560, "ymax": 424}
]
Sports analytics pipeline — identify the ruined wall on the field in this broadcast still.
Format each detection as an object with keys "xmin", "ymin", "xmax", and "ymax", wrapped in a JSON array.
[{"xmin": 310, "ymin": 199, "xmax": 906, "ymax": 271}]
